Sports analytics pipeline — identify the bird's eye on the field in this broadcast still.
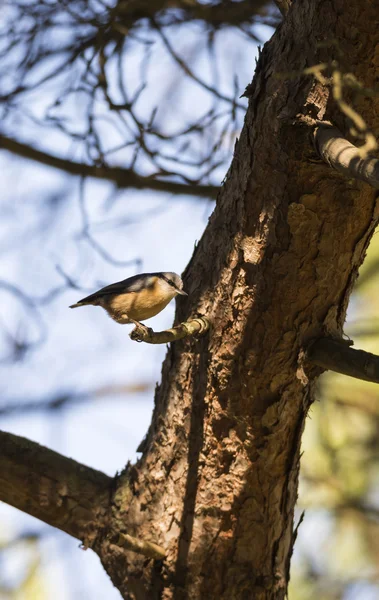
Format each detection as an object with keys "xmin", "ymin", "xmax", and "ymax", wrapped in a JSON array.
[{"xmin": 167, "ymin": 280, "xmax": 175, "ymax": 287}]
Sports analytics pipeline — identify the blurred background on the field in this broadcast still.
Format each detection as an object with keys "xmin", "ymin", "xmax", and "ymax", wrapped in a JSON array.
[{"xmin": 0, "ymin": 1, "xmax": 377, "ymax": 599}]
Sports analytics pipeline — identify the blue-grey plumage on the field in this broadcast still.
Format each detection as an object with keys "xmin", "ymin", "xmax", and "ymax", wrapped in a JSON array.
[{"xmin": 69, "ymin": 271, "xmax": 187, "ymax": 324}]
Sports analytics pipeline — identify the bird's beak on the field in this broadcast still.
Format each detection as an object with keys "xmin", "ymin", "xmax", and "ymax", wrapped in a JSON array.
[{"xmin": 176, "ymin": 289, "xmax": 188, "ymax": 296}]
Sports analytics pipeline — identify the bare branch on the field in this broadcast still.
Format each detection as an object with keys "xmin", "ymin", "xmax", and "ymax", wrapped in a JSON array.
[
  {"xmin": 0, "ymin": 135, "xmax": 219, "ymax": 199},
  {"xmin": 0, "ymin": 383, "xmax": 152, "ymax": 416},
  {"xmin": 0, "ymin": 430, "xmax": 112, "ymax": 547},
  {"xmin": 152, "ymin": 18, "xmax": 245, "ymax": 109},
  {"xmin": 314, "ymin": 124, "xmax": 379, "ymax": 189},
  {"xmin": 129, "ymin": 316, "xmax": 210, "ymax": 344},
  {"xmin": 0, "ymin": 430, "xmax": 167, "ymax": 560},
  {"xmin": 115, "ymin": 0, "xmax": 269, "ymax": 27},
  {"xmin": 307, "ymin": 337, "xmax": 379, "ymax": 384}
]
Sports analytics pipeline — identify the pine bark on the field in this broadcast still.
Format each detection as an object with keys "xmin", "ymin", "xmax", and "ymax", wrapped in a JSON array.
[{"xmin": 94, "ymin": 1, "xmax": 379, "ymax": 598}]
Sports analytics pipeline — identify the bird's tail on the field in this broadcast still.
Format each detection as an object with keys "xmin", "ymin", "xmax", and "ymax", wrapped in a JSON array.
[
  {"xmin": 69, "ymin": 301, "xmax": 87, "ymax": 309},
  {"xmin": 70, "ymin": 291, "xmax": 99, "ymax": 309}
]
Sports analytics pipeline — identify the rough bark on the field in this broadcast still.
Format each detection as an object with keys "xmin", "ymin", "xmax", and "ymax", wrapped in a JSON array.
[{"xmin": 92, "ymin": 1, "xmax": 379, "ymax": 599}]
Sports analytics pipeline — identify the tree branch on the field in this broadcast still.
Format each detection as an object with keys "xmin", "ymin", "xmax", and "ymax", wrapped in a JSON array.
[
  {"xmin": 0, "ymin": 135, "xmax": 219, "ymax": 199},
  {"xmin": 314, "ymin": 124, "xmax": 379, "ymax": 189},
  {"xmin": 0, "ymin": 383, "xmax": 152, "ymax": 417},
  {"xmin": 115, "ymin": 0, "xmax": 269, "ymax": 27},
  {"xmin": 307, "ymin": 337, "xmax": 379, "ymax": 383},
  {"xmin": 129, "ymin": 317, "xmax": 210, "ymax": 344},
  {"xmin": 0, "ymin": 430, "xmax": 167, "ymax": 560},
  {"xmin": 0, "ymin": 430, "xmax": 112, "ymax": 547}
]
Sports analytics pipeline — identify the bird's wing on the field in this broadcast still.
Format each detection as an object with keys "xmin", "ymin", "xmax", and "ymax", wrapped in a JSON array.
[{"xmin": 74, "ymin": 273, "xmax": 151, "ymax": 305}]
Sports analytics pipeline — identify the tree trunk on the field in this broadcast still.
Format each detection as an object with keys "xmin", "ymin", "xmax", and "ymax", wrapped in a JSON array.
[
  {"xmin": 93, "ymin": 1, "xmax": 379, "ymax": 598},
  {"xmin": 2, "ymin": 1, "xmax": 379, "ymax": 599}
]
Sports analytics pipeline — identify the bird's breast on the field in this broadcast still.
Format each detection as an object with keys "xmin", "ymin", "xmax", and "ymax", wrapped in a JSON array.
[{"xmin": 107, "ymin": 288, "xmax": 175, "ymax": 322}]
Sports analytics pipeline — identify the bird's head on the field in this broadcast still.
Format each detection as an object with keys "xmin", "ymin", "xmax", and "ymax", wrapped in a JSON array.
[{"xmin": 158, "ymin": 272, "xmax": 187, "ymax": 296}]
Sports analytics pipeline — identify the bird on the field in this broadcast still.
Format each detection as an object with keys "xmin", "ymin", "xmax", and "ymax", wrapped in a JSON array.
[{"xmin": 69, "ymin": 271, "xmax": 187, "ymax": 327}]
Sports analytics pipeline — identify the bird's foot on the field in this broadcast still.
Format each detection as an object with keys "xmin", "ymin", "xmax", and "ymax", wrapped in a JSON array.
[{"xmin": 129, "ymin": 320, "xmax": 153, "ymax": 342}]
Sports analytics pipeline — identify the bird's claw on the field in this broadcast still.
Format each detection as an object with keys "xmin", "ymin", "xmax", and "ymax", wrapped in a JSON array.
[{"xmin": 130, "ymin": 322, "xmax": 153, "ymax": 342}]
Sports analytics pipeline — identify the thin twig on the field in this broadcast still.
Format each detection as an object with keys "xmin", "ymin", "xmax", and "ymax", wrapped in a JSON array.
[
  {"xmin": 111, "ymin": 532, "xmax": 166, "ymax": 560},
  {"xmin": 331, "ymin": 68, "xmax": 377, "ymax": 158},
  {"xmin": 130, "ymin": 317, "xmax": 210, "ymax": 344},
  {"xmin": 152, "ymin": 18, "xmax": 245, "ymax": 110}
]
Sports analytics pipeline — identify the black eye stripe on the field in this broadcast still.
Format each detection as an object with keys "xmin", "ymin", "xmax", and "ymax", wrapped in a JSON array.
[{"xmin": 160, "ymin": 275, "xmax": 177, "ymax": 288}]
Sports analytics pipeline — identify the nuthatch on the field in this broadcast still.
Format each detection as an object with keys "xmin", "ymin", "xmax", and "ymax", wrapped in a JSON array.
[{"xmin": 69, "ymin": 271, "xmax": 187, "ymax": 326}]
